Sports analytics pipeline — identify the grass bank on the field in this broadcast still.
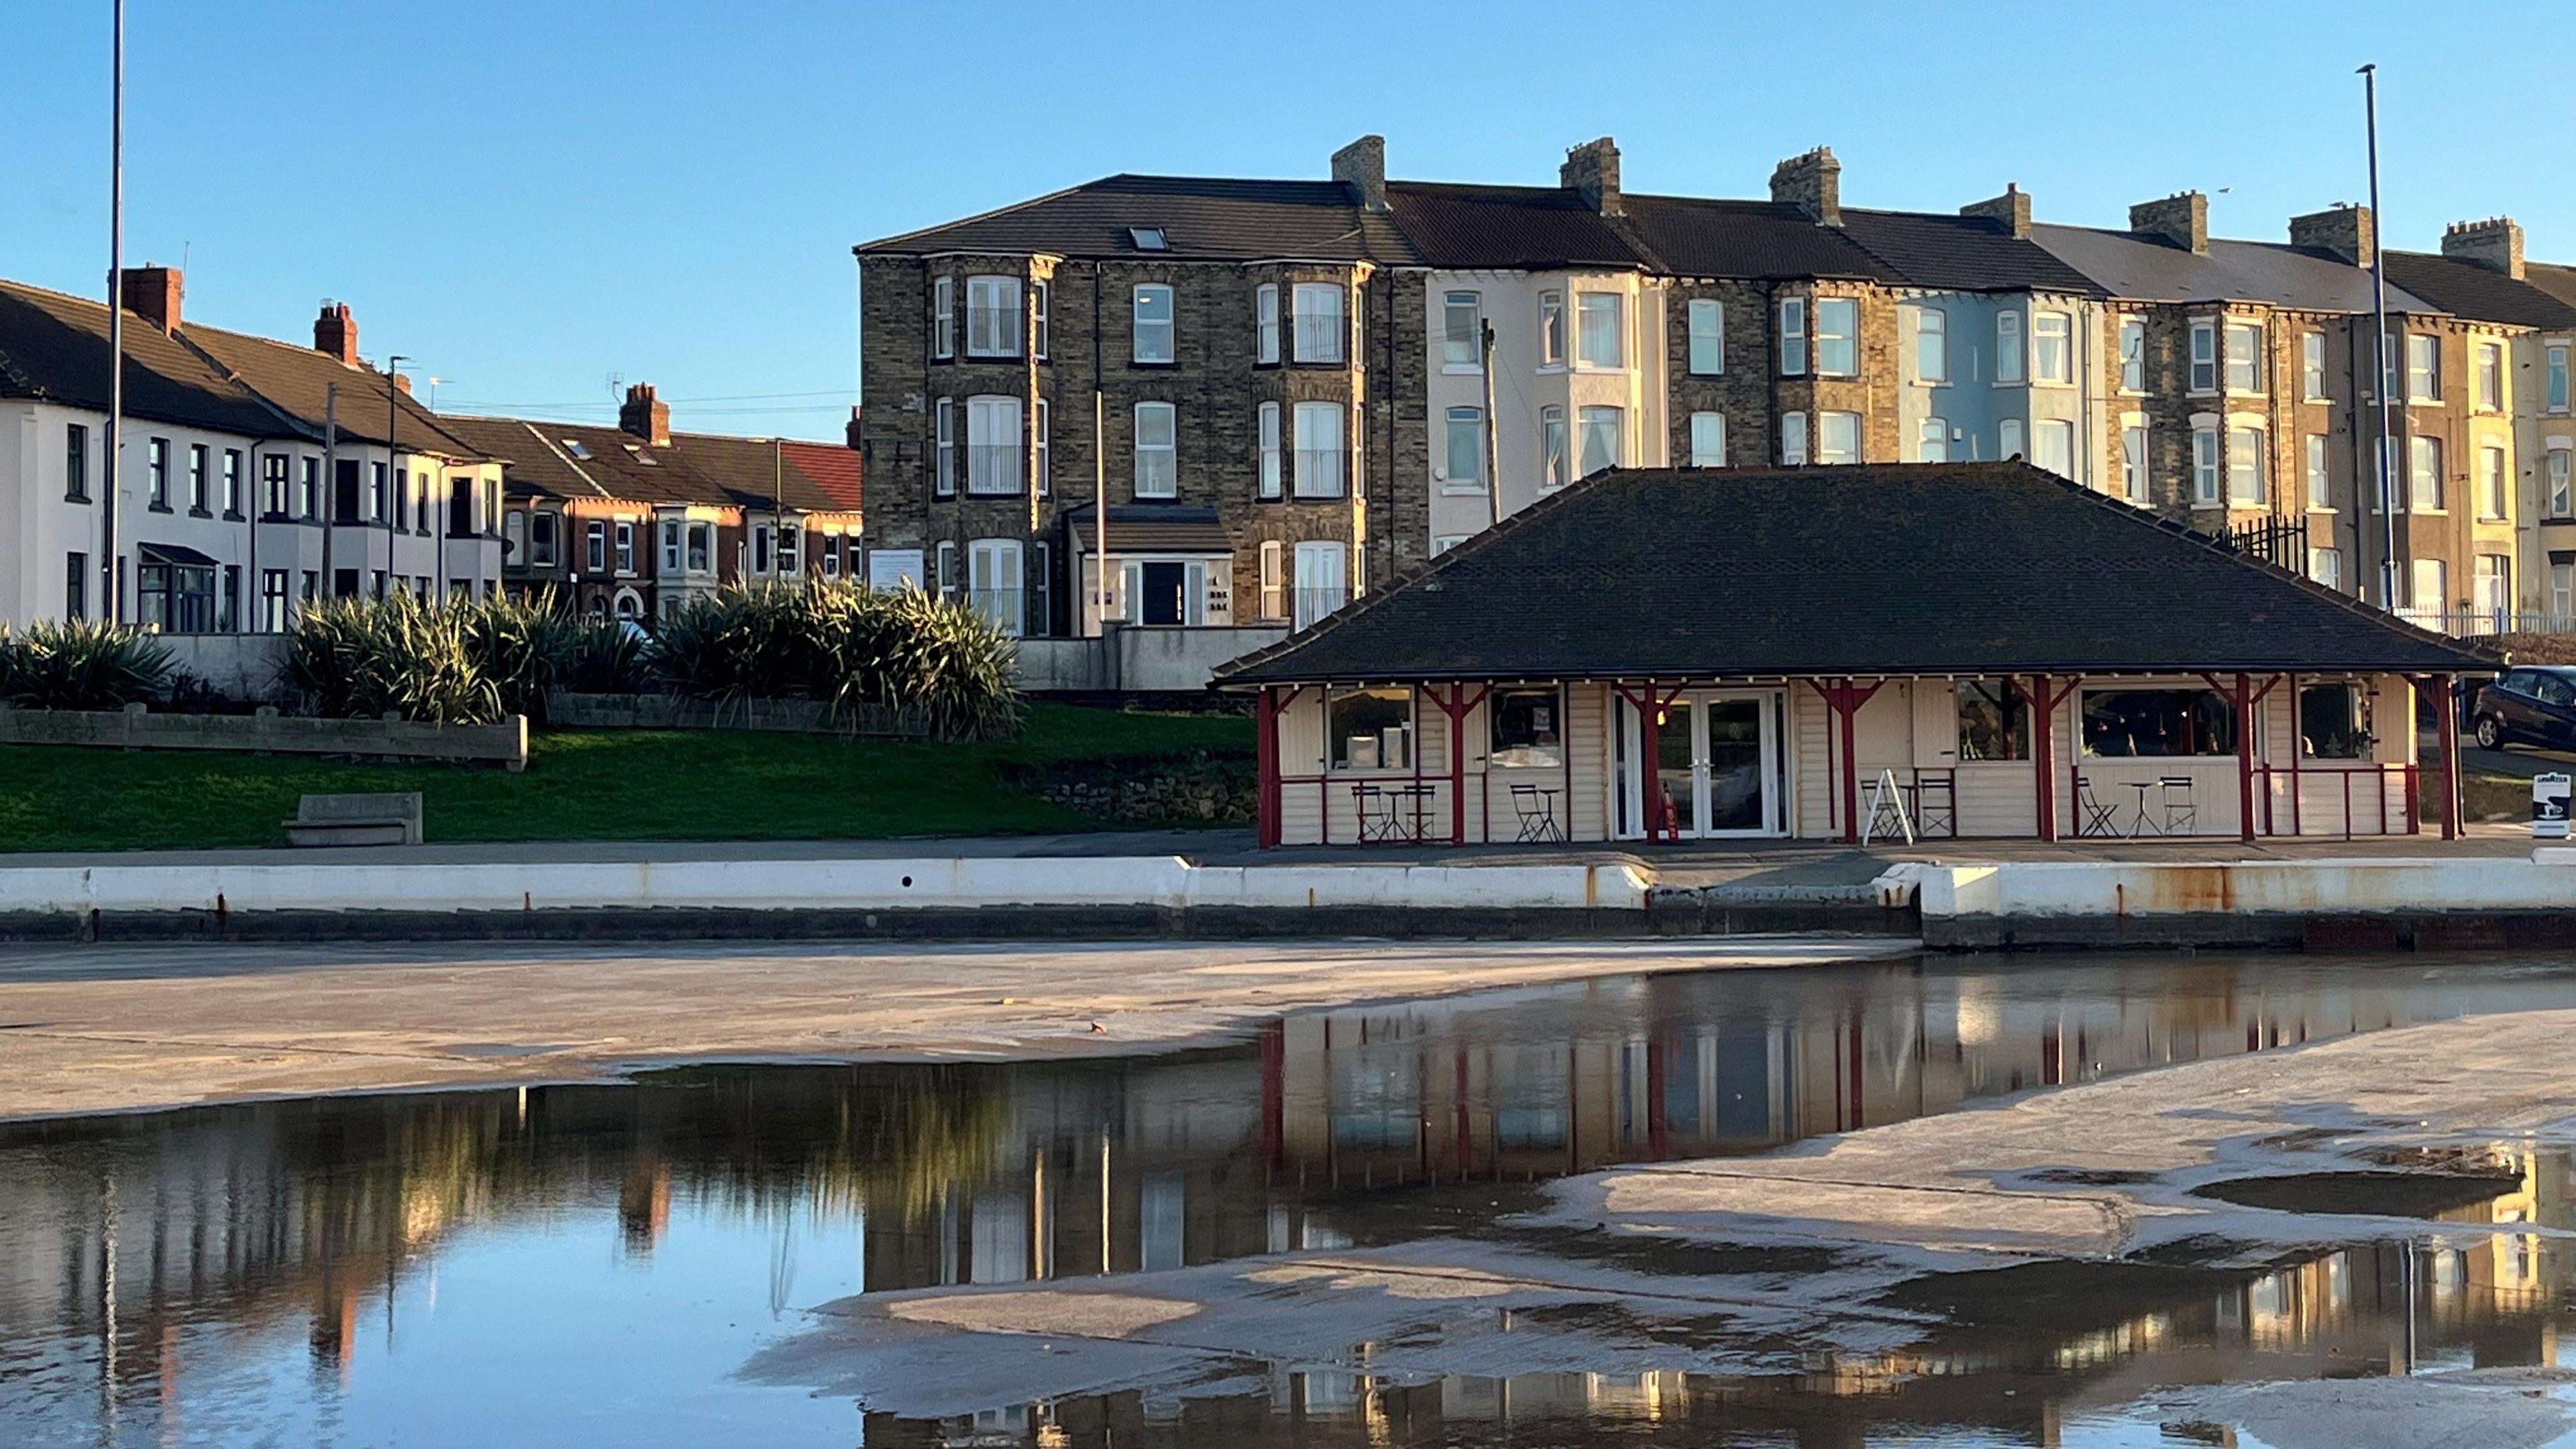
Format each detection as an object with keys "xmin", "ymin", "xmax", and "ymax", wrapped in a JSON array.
[{"xmin": 0, "ymin": 702, "xmax": 1249, "ymax": 852}]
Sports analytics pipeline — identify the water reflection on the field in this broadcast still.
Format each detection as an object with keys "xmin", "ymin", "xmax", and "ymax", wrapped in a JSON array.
[{"xmin": 5, "ymin": 953, "xmax": 2576, "ymax": 1446}]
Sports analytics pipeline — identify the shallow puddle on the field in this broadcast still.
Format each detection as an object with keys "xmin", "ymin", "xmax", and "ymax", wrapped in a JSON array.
[{"xmin": 6, "ymin": 950, "xmax": 2576, "ymax": 1446}]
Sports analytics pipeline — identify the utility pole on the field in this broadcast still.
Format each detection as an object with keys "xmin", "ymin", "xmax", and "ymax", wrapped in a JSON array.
[
  {"xmin": 1093, "ymin": 389, "xmax": 1109, "ymax": 635},
  {"xmin": 2362, "ymin": 63, "xmax": 2400, "ymax": 614},
  {"xmin": 103, "ymin": 0, "xmax": 125, "ymax": 625},
  {"xmin": 1481, "ymin": 319, "xmax": 1501, "ymax": 530},
  {"xmin": 388, "ymin": 354, "xmax": 409, "ymax": 600},
  {"xmin": 323, "ymin": 383, "xmax": 339, "ymax": 596}
]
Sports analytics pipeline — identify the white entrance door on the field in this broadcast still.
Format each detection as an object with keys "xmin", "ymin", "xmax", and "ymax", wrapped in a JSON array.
[{"xmin": 1621, "ymin": 691, "xmax": 1782, "ymax": 838}]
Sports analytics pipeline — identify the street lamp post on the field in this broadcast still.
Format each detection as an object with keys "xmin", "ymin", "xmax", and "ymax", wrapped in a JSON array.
[
  {"xmin": 388, "ymin": 354, "xmax": 410, "ymax": 600},
  {"xmin": 103, "ymin": 0, "xmax": 125, "ymax": 625},
  {"xmin": 2361, "ymin": 64, "xmax": 2400, "ymax": 616}
]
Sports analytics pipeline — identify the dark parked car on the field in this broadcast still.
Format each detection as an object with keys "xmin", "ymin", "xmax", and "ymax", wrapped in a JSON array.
[{"xmin": 2469, "ymin": 665, "xmax": 2576, "ymax": 750}]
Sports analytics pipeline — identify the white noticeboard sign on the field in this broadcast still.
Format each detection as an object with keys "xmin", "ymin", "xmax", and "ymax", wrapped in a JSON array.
[
  {"xmin": 2534, "ymin": 773, "xmax": 2571, "ymax": 839},
  {"xmin": 866, "ymin": 549, "xmax": 923, "ymax": 594}
]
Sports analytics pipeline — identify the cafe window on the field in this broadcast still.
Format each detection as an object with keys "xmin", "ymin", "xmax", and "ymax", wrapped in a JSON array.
[
  {"xmin": 1955, "ymin": 680, "xmax": 2029, "ymax": 761},
  {"xmin": 2298, "ymin": 683, "xmax": 2372, "ymax": 760},
  {"xmin": 2081, "ymin": 688, "xmax": 2237, "ymax": 757},
  {"xmin": 1328, "ymin": 686, "xmax": 1413, "ymax": 771},
  {"xmin": 1488, "ymin": 687, "xmax": 1562, "ymax": 768}
]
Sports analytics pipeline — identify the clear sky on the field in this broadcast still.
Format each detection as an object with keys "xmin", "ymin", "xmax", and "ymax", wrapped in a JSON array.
[{"xmin": 7, "ymin": 1, "xmax": 2569, "ymax": 442}]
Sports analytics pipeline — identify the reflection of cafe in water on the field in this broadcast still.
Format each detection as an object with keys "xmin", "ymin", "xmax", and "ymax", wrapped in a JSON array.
[
  {"xmin": 1224, "ymin": 464, "xmax": 2487, "ymax": 849},
  {"xmin": 7, "ymin": 959, "xmax": 2574, "ymax": 1444}
]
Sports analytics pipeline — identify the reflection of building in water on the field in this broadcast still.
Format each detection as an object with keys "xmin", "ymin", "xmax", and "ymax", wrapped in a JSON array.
[{"xmin": 8, "ymin": 961, "xmax": 2576, "ymax": 1442}]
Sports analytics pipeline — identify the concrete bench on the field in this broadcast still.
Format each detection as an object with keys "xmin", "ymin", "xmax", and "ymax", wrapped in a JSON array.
[{"xmin": 284, "ymin": 792, "xmax": 423, "ymax": 847}]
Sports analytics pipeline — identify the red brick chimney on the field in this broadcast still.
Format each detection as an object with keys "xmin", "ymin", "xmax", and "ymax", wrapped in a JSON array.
[
  {"xmin": 119, "ymin": 265, "xmax": 182, "ymax": 335},
  {"xmin": 314, "ymin": 301, "xmax": 360, "ymax": 364},
  {"xmin": 619, "ymin": 382, "xmax": 671, "ymax": 446}
]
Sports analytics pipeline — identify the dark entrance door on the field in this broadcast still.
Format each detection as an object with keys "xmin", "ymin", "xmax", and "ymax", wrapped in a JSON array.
[{"xmin": 1138, "ymin": 561, "xmax": 1187, "ymax": 625}]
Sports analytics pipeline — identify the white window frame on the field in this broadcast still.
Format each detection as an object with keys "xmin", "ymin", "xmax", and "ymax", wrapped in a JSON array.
[
  {"xmin": 2311, "ymin": 546, "xmax": 2343, "ymax": 590},
  {"xmin": 2550, "ymin": 443, "xmax": 2573, "ymax": 519},
  {"xmin": 2479, "ymin": 444, "xmax": 2509, "ymax": 520},
  {"xmin": 965, "ymin": 394, "xmax": 1023, "ymax": 496},
  {"xmin": 1687, "ymin": 298, "xmax": 1725, "ymax": 375},
  {"xmin": 1293, "ymin": 540, "xmax": 1346, "ymax": 629},
  {"xmin": 2031, "ymin": 311, "xmax": 2072, "ymax": 385},
  {"xmin": 2226, "ymin": 424, "xmax": 2267, "ymax": 506},
  {"xmin": 2033, "ymin": 417, "xmax": 2074, "ymax": 478},
  {"xmin": 934, "ymin": 539, "xmax": 957, "ymax": 596},
  {"xmin": 2411, "ymin": 557, "xmax": 2447, "ymax": 614},
  {"xmin": 1576, "ymin": 292, "xmax": 1623, "ymax": 370},
  {"xmin": 1540, "ymin": 405, "xmax": 1568, "ymax": 489},
  {"xmin": 1538, "ymin": 290, "xmax": 1566, "ymax": 368},
  {"xmin": 1998, "ymin": 418, "xmax": 2024, "ymax": 461},
  {"xmin": 1292, "ymin": 400, "xmax": 1344, "ymax": 498},
  {"xmin": 1032, "ymin": 280, "xmax": 1049, "ymax": 360},
  {"xmin": 1688, "ymin": 411, "xmax": 1727, "ymax": 468},
  {"xmin": 964, "ymin": 274, "xmax": 1020, "ymax": 358},
  {"xmin": 934, "ymin": 397, "xmax": 955, "ymax": 498},
  {"xmin": 1817, "ymin": 410, "xmax": 1860, "ymax": 465},
  {"xmin": 2301, "ymin": 330, "xmax": 2326, "ymax": 402},
  {"xmin": 1442, "ymin": 291, "xmax": 1482, "ymax": 372},
  {"xmin": 1912, "ymin": 306, "xmax": 1946, "ymax": 384},
  {"xmin": 2188, "ymin": 318, "xmax": 2218, "ymax": 393},
  {"xmin": 2406, "ymin": 333, "xmax": 2440, "ymax": 403},
  {"xmin": 1257, "ymin": 540, "xmax": 1285, "ymax": 621},
  {"xmin": 2120, "ymin": 420, "xmax": 2148, "ymax": 501},
  {"xmin": 1291, "ymin": 282, "xmax": 1344, "ymax": 364},
  {"xmin": 2548, "ymin": 343, "xmax": 2571, "ymax": 414},
  {"xmin": 1778, "ymin": 298, "xmax": 1807, "ymax": 376},
  {"xmin": 1132, "ymin": 401, "xmax": 1177, "ymax": 498},
  {"xmin": 2409, "ymin": 433, "xmax": 2444, "ymax": 512},
  {"xmin": 968, "ymin": 538, "xmax": 1024, "ymax": 637},
  {"xmin": 1034, "ymin": 397, "xmax": 1051, "ymax": 497},
  {"xmin": 1779, "ymin": 411, "xmax": 1808, "ymax": 466},
  {"xmin": 615, "ymin": 521, "xmax": 635, "ymax": 574},
  {"xmin": 1257, "ymin": 402, "xmax": 1281, "ymax": 500},
  {"xmin": 1255, "ymin": 284, "xmax": 1279, "ymax": 365},
  {"xmin": 931, "ymin": 276, "xmax": 954, "ymax": 360},
  {"xmin": 1443, "ymin": 406, "xmax": 1485, "ymax": 491},
  {"xmin": 2477, "ymin": 341, "xmax": 2506, "ymax": 413},
  {"xmin": 1132, "ymin": 284, "xmax": 1175, "ymax": 364},
  {"xmin": 1814, "ymin": 297, "xmax": 1858, "ymax": 377},
  {"xmin": 2305, "ymin": 433, "xmax": 2330, "ymax": 510},
  {"xmin": 2224, "ymin": 321, "xmax": 2263, "ymax": 394},
  {"xmin": 1995, "ymin": 309, "xmax": 2024, "ymax": 384},
  {"xmin": 1916, "ymin": 417, "xmax": 1947, "ymax": 463},
  {"xmin": 1577, "ymin": 405, "xmax": 1623, "ymax": 477},
  {"xmin": 2118, "ymin": 317, "xmax": 2145, "ymax": 393},
  {"xmin": 2191, "ymin": 423, "xmax": 2221, "ymax": 505}
]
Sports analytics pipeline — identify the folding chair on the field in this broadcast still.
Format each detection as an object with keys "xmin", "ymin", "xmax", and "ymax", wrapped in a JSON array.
[{"xmin": 2073, "ymin": 775, "xmax": 2122, "ymax": 837}]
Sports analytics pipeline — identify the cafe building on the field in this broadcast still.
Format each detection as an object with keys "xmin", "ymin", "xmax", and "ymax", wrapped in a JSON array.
[{"xmin": 1216, "ymin": 463, "xmax": 2489, "ymax": 848}]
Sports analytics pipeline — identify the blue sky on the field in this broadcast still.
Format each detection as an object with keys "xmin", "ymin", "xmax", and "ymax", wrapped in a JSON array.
[{"xmin": 6, "ymin": 1, "xmax": 2569, "ymax": 441}]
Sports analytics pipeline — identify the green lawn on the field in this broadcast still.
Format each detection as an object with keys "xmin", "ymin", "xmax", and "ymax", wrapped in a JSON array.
[{"xmin": 0, "ymin": 702, "xmax": 1251, "ymax": 852}]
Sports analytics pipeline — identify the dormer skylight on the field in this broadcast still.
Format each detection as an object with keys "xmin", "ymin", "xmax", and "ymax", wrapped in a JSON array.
[
  {"xmin": 1128, "ymin": 227, "xmax": 1169, "ymax": 251},
  {"xmin": 562, "ymin": 439, "xmax": 591, "ymax": 459}
]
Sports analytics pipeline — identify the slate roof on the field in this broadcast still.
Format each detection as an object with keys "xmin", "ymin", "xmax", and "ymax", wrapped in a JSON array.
[
  {"xmin": 1059, "ymin": 503, "xmax": 1230, "ymax": 552},
  {"xmin": 0, "ymin": 280, "xmax": 301, "ymax": 439},
  {"xmin": 2383, "ymin": 252, "xmax": 2576, "ymax": 330},
  {"xmin": 1615, "ymin": 195, "xmax": 1892, "ymax": 281},
  {"xmin": 1217, "ymin": 463, "xmax": 2487, "ymax": 684},
  {"xmin": 1837, "ymin": 209, "xmax": 2102, "ymax": 296},
  {"xmin": 181, "ymin": 321, "xmax": 480, "ymax": 457},
  {"xmin": 1381, "ymin": 182, "xmax": 1638, "ymax": 270},
  {"xmin": 440, "ymin": 413, "xmax": 855, "ymax": 516},
  {"xmin": 859, "ymin": 174, "xmax": 1416, "ymax": 263},
  {"xmin": 2525, "ymin": 261, "xmax": 2576, "ymax": 315},
  {"xmin": 2029, "ymin": 225, "xmax": 2444, "ymax": 314}
]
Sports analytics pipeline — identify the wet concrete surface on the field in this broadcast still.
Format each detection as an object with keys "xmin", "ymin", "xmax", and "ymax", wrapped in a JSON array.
[{"xmin": 7, "ymin": 951, "xmax": 2576, "ymax": 1446}]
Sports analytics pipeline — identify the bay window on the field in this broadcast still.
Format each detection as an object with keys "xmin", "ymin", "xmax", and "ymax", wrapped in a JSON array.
[
  {"xmin": 2227, "ymin": 425, "xmax": 2266, "ymax": 505},
  {"xmin": 2192, "ymin": 425, "xmax": 2221, "ymax": 504},
  {"xmin": 1817, "ymin": 411, "xmax": 1860, "ymax": 465},
  {"xmin": 2033, "ymin": 418, "xmax": 2073, "ymax": 478},
  {"xmin": 2033, "ymin": 311, "xmax": 2071, "ymax": 384},
  {"xmin": 1541, "ymin": 406, "xmax": 1568, "ymax": 488},
  {"xmin": 1577, "ymin": 405, "xmax": 1623, "ymax": 477},
  {"xmin": 1293, "ymin": 400, "xmax": 1343, "ymax": 497},
  {"xmin": 1255, "ymin": 284, "xmax": 1279, "ymax": 364},
  {"xmin": 967, "ymin": 395, "xmax": 1023, "ymax": 494},
  {"xmin": 1538, "ymin": 290, "xmax": 1565, "ymax": 367},
  {"xmin": 1815, "ymin": 297, "xmax": 1858, "ymax": 376},
  {"xmin": 1576, "ymin": 292, "xmax": 1623, "ymax": 368},
  {"xmin": 1292, "ymin": 282, "xmax": 1343, "ymax": 362},
  {"xmin": 2188, "ymin": 319, "xmax": 2217, "ymax": 392},
  {"xmin": 2224, "ymin": 321, "xmax": 2263, "ymax": 393},
  {"xmin": 1257, "ymin": 402, "xmax": 1281, "ymax": 499},
  {"xmin": 1778, "ymin": 298, "xmax": 1807, "ymax": 376},
  {"xmin": 965, "ymin": 275, "xmax": 1020, "ymax": 357}
]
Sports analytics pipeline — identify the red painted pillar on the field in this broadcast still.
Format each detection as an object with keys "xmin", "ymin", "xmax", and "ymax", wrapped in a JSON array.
[
  {"xmin": 2436, "ymin": 672, "xmax": 2461, "ymax": 840},
  {"xmin": 1448, "ymin": 688, "xmax": 1469, "ymax": 846},
  {"xmin": 2235, "ymin": 672, "xmax": 2257, "ymax": 843},
  {"xmin": 1256, "ymin": 687, "xmax": 1281, "ymax": 848},
  {"xmin": 2031, "ymin": 675, "xmax": 2058, "ymax": 843},
  {"xmin": 1839, "ymin": 682, "xmax": 1862, "ymax": 846}
]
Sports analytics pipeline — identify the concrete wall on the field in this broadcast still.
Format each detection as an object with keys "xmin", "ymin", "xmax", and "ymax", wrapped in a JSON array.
[
  {"xmin": 1016, "ymin": 625, "xmax": 1283, "ymax": 694},
  {"xmin": 161, "ymin": 633, "xmax": 290, "ymax": 699},
  {"xmin": 0, "ymin": 704, "xmax": 526, "ymax": 765}
]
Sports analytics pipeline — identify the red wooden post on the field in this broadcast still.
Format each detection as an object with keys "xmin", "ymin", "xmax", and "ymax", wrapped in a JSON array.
[
  {"xmin": 2285, "ymin": 671, "xmax": 2302, "ymax": 837},
  {"xmin": 2030, "ymin": 674, "xmax": 2057, "ymax": 843},
  {"xmin": 2235, "ymin": 671, "xmax": 2257, "ymax": 843},
  {"xmin": 1839, "ymin": 679, "xmax": 1863, "ymax": 846},
  {"xmin": 2435, "ymin": 672, "xmax": 2461, "ymax": 840},
  {"xmin": 1256, "ymin": 687, "xmax": 1281, "ymax": 847}
]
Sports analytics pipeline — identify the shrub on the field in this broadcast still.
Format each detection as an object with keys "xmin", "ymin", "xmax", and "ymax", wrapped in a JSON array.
[
  {"xmin": 568, "ymin": 619, "xmax": 651, "ymax": 694},
  {"xmin": 461, "ymin": 590, "xmax": 582, "ymax": 721},
  {"xmin": 287, "ymin": 592, "xmax": 502, "ymax": 723},
  {"xmin": 647, "ymin": 584, "xmax": 1022, "ymax": 740},
  {"xmin": 0, "ymin": 619, "xmax": 175, "ymax": 710}
]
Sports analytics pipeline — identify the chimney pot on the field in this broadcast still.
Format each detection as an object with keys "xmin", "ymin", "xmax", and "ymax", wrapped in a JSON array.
[
  {"xmin": 1331, "ymin": 135, "xmax": 1388, "ymax": 213},
  {"xmin": 1560, "ymin": 137, "xmax": 1623, "ymax": 217},
  {"xmin": 620, "ymin": 382, "xmax": 672, "ymax": 447},
  {"xmin": 845, "ymin": 405, "xmax": 863, "ymax": 451},
  {"xmin": 2443, "ymin": 216, "xmax": 2526, "ymax": 278},
  {"xmin": 1770, "ymin": 146, "xmax": 1842, "ymax": 227},
  {"xmin": 117, "ymin": 265, "xmax": 182, "ymax": 335},
  {"xmin": 2288, "ymin": 203, "xmax": 2375, "ymax": 265},
  {"xmin": 1961, "ymin": 182, "xmax": 2032, "ymax": 239},
  {"xmin": 313, "ymin": 301, "xmax": 360, "ymax": 364},
  {"xmin": 2129, "ymin": 191, "xmax": 2208, "ymax": 254}
]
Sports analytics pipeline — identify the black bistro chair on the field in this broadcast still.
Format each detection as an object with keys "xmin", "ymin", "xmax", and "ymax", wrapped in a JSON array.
[{"xmin": 2072, "ymin": 775, "xmax": 2122, "ymax": 838}]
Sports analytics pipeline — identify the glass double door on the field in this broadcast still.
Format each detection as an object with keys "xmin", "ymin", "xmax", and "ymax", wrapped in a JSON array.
[{"xmin": 1633, "ymin": 692, "xmax": 1781, "ymax": 837}]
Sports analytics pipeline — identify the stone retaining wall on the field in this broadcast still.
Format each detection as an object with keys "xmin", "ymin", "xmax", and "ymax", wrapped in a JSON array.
[
  {"xmin": 0, "ymin": 704, "xmax": 527, "ymax": 767},
  {"xmin": 543, "ymin": 692, "xmax": 928, "ymax": 737}
]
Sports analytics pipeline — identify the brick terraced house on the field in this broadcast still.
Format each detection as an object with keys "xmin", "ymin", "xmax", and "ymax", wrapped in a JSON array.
[
  {"xmin": 859, "ymin": 137, "xmax": 2568, "ymax": 640},
  {"xmin": 443, "ymin": 386, "xmax": 862, "ymax": 623}
]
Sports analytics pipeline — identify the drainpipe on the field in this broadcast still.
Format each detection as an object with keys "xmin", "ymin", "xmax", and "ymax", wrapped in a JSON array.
[
  {"xmin": 242, "ymin": 441, "xmax": 264, "ymax": 632},
  {"xmin": 323, "ymin": 383, "xmax": 337, "ymax": 596}
]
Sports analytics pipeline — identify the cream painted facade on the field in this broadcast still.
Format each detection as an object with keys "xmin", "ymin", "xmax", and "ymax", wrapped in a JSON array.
[
  {"xmin": 2514, "ymin": 327, "xmax": 2576, "ymax": 621},
  {"xmin": 1420, "ymin": 270, "xmax": 1668, "ymax": 551}
]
